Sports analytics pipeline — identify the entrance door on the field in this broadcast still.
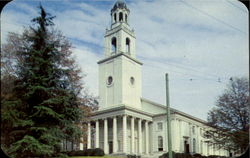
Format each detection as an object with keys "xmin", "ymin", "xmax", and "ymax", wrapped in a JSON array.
[
  {"xmin": 184, "ymin": 140, "xmax": 190, "ymax": 153},
  {"xmin": 109, "ymin": 141, "xmax": 113, "ymax": 154}
]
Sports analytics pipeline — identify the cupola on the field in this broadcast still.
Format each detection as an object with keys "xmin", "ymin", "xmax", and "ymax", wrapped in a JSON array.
[{"xmin": 110, "ymin": 0, "xmax": 130, "ymax": 25}]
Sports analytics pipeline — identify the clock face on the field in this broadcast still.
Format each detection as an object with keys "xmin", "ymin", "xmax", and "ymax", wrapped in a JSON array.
[
  {"xmin": 107, "ymin": 76, "xmax": 113, "ymax": 85},
  {"xmin": 130, "ymin": 77, "xmax": 135, "ymax": 85}
]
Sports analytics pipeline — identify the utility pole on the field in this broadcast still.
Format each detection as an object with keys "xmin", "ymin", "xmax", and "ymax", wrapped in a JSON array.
[{"xmin": 166, "ymin": 73, "xmax": 173, "ymax": 158}]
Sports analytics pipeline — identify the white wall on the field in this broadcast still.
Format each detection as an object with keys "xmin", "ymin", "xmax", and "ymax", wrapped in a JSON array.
[
  {"xmin": 99, "ymin": 55, "xmax": 142, "ymax": 109},
  {"xmin": 141, "ymin": 99, "xmax": 166, "ymax": 114}
]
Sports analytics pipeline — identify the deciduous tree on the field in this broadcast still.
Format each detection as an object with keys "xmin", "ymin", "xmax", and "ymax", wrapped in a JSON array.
[{"xmin": 206, "ymin": 77, "xmax": 249, "ymax": 154}]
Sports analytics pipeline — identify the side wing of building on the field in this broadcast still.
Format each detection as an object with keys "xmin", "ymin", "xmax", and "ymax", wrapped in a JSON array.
[{"xmin": 141, "ymin": 98, "xmax": 229, "ymax": 156}]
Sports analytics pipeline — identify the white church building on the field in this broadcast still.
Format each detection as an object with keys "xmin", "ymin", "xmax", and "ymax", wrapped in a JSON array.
[{"xmin": 84, "ymin": 0, "xmax": 229, "ymax": 157}]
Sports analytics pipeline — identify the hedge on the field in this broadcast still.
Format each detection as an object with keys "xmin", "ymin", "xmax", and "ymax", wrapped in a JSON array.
[
  {"xmin": 127, "ymin": 155, "xmax": 141, "ymax": 158},
  {"xmin": 159, "ymin": 152, "xmax": 229, "ymax": 158},
  {"xmin": 65, "ymin": 148, "xmax": 104, "ymax": 156}
]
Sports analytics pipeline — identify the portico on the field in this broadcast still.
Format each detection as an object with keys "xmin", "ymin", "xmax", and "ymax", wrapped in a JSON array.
[{"xmin": 87, "ymin": 105, "xmax": 152, "ymax": 155}]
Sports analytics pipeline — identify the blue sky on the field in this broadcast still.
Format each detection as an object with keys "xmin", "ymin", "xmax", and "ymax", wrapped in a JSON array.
[{"xmin": 1, "ymin": 0, "xmax": 249, "ymax": 120}]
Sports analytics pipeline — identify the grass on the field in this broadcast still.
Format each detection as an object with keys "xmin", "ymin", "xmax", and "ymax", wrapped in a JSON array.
[{"xmin": 70, "ymin": 156, "xmax": 122, "ymax": 158}]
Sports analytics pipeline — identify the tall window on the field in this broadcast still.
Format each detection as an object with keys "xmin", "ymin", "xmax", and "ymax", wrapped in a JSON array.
[
  {"xmin": 192, "ymin": 126, "xmax": 195, "ymax": 134},
  {"xmin": 193, "ymin": 138, "xmax": 196, "ymax": 153},
  {"xmin": 157, "ymin": 122, "xmax": 163, "ymax": 131},
  {"xmin": 158, "ymin": 136, "xmax": 163, "ymax": 151},
  {"xmin": 111, "ymin": 37, "xmax": 117, "ymax": 53},
  {"xmin": 114, "ymin": 13, "xmax": 117, "ymax": 22},
  {"xmin": 119, "ymin": 12, "xmax": 123, "ymax": 21},
  {"xmin": 126, "ymin": 38, "xmax": 130, "ymax": 53}
]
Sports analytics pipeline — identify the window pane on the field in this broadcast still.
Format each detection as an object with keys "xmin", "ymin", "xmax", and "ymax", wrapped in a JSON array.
[{"xmin": 157, "ymin": 122, "xmax": 163, "ymax": 130}]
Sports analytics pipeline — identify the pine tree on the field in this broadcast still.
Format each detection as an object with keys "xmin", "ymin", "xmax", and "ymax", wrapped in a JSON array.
[{"xmin": 1, "ymin": 5, "xmax": 89, "ymax": 158}]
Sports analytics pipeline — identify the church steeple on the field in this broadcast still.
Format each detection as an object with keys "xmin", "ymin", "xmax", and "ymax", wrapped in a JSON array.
[
  {"xmin": 98, "ymin": 0, "xmax": 142, "ymax": 110},
  {"xmin": 111, "ymin": 0, "xmax": 130, "ymax": 27},
  {"xmin": 104, "ymin": 0, "xmax": 136, "ymax": 58}
]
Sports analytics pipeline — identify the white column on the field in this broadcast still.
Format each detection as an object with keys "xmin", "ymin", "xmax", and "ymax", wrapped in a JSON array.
[
  {"xmin": 115, "ymin": 12, "xmax": 118, "ymax": 22},
  {"xmin": 123, "ymin": 115, "xmax": 127, "ymax": 153},
  {"xmin": 87, "ymin": 122, "xmax": 91, "ymax": 149},
  {"xmin": 179, "ymin": 120, "xmax": 183, "ymax": 152},
  {"xmin": 197, "ymin": 126, "xmax": 200, "ymax": 153},
  {"xmin": 113, "ymin": 116, "xmax": 117, "ymax": 153},
  {"xmin": 80, "ymin": 137, "xmax": 84, "ymax": 150},
  {"xmin": 177, "ymin": 119, "xmax": 180, "ymax": 152},
  {"xmin": 104, "ymin": 118, "xmax": 108, "ymax": 154},
  {"xmin": 123, "ymin": 12, "xmax": 125, "ymax": 22},
  {"xmin": 95, "ymin": 120, "xmax": 99, "ymax": 148},
  {"xmin": 173, "ymin": 119, "xmax": 177, "ymax": 151},
  {"xmin": 111, "ymin": 13, "xmax": 114, "ymax": 23},
  {"xmin": 131, "ymin": 117, "xmax": 135, "ymax": 153},
  {"xmin": 138, "ymin": 119, "xmax": 142, "ymax": 154},
  {"xmin": 145, "ymin": 121, "xmax": 149, "ymax": 154}
]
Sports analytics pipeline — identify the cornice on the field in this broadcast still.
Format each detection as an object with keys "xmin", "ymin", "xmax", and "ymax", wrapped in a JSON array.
[
  {"xmin": 92, "ymin": 104, "xmax": 153, "ymax": 117},
  {"xmin": 97, "ymin": 52, "xmax": 143, "ymax": 65},
  {"xmin": 105, "ymin": 24, "xmax": 136, "ymax": 38}
]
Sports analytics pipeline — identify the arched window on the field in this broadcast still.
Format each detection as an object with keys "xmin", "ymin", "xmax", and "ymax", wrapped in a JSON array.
[
  {"xmin": 111, "ymin": 37, "xmax": 117, "ymax": 53},
  {"xmin": 125, "ymin": 14, "xmax": 128, "ymax": 22},
  {"xmin": 114, "ymin": 13, "xmax": 117, "ymax": 22},
  {"xmin": 119, "ymin": 12, "xmax": 123, "ymax": 21},
  {"xmin": 126, "ymin": 38, "xmax": 130, "ymax": 53},
  {"xmin": 158, "ymin": 136, "xmax": 163, "ymax": 151},
  {"xmin": 193, "ymin": 138, "xmax": 196, "ymax": 153}
]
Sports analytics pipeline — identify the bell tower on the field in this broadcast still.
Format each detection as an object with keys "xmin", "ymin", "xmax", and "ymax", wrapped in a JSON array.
[
  {"xmin": 104, "ymin": 0, "xmax": 136, "ymax": 58},
  {"xmin": 98, "ymin": 0, "xmax": 142, "ymax": 109}
]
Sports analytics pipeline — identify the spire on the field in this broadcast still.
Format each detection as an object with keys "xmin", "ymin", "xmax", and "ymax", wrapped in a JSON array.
[
  {"xmin": 111, "ymin": 0, "xmax": 129, "ymax": 14},
  {"xmin": 110, "ymin": 0, "xmax": 130, "ymax": 26}
]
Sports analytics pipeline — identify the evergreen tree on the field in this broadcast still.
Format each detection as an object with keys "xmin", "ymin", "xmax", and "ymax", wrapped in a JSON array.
[{"xmin": 1, "ymin": 5, "xmax": 93, "ymax": 158}]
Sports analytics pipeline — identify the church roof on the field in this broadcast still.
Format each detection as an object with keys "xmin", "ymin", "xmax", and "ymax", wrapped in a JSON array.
[
  {"xmin": 141, "ymin": 98, "xmax": 207, "ymax": 124},
  {"xmin": 111, "ymin": 0, "xmax": 130, "ymax": 13}
]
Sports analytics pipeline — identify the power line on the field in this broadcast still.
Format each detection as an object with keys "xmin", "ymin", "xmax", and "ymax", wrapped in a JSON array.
[
  {"xmin": 139, "ymin": 54, "xmax": 228, "ymax": 80},
  {"xmin": 159, "ymin": 60, "xmax": 224, "ymax": 79},
  {"xmin": 144, "ymin": 62, "xmax": 227, "ymax": 84},
  {"xmin": 180, "ymin": 0, "xmax": 247, "ymax": 35},
  {"xmin": 225, "ymin": 0, "xmax": 248, "ymax": 13}
]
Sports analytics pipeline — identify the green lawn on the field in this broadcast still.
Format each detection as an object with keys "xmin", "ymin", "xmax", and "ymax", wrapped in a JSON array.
[{"xmin": 70, "ymin": 156, "xmax": 122, "ymax": 158}]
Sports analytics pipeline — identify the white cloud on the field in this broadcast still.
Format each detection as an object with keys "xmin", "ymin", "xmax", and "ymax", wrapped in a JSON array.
[
  {"xmin": 1, "ymin": 0, "xmax": 248, "ymax": 120},
  {"xmin": 71, "ymin": 45, "xmax": 100, "ymax": 96}
]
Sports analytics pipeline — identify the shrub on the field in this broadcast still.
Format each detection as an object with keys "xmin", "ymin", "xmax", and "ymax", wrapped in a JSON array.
[
  {"xmin": 175, "ymin": 153, "xmax": 189, "ymax": 158},
  {"xmin": 160, "ymin": 152, "xmax": 194, "ymax": 158},
  {"xmin": 75, "ymin": 150, "xmax": 88, "ymax": 156},
  {"xmin": 127, "ymin": 155, "xmax": 137, "ymax": 158},
  {"xmin": 66, "ymin": 150, "xmax": 76, "ymax": 156},
  {"xmin": 193, "ymin": 154, "xmax": 202, "ymax": 158},
  {"xmin": 92, "ymin": 148, "xmax": 105, "ymax": 156},
  {"xmin": 207, "ymin": 155, "xmax": 219, "ymax": 158},
  {"xmin": 159, "ymin": 151, "xmax": 176, "ymax": 158},
  {"xmin": 54, "ymin": 153, "xmax": 69, "ymax": 158},
  {"xmin": 65, "ymin": 148, "xmax": 104, "ymax": 156}
]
